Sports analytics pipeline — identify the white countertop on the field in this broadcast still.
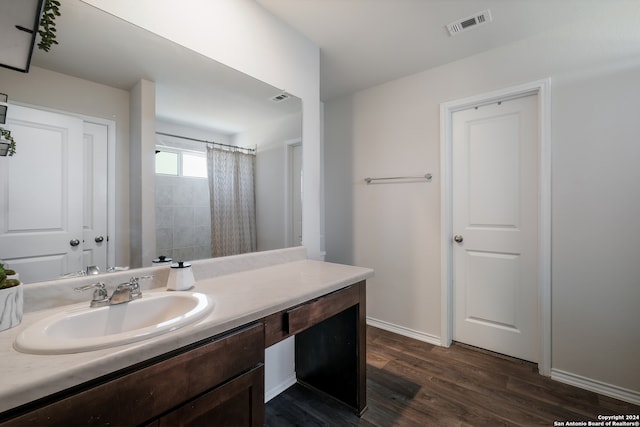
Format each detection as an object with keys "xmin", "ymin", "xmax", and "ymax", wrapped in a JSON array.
[{"xmin": 0, "ymin": 258, "xmax": 373, "ymax": 414}]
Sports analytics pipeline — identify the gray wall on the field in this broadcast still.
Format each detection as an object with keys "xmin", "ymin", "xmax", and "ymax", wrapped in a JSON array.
[
  {"xmin": 324, "ymin": 7, "xmax": 640, "ymax": 399},
  {"xmin": 156, "ymin": 174, "xmax": 211, "ymax": 261}
]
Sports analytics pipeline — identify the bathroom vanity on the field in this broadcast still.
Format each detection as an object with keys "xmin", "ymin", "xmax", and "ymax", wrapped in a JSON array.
[
  {"xmin": 0, "ymin": 248, "xmax": 373, "ymax": 426},
  {"xmin": 2, "ymin": 322, "xmax": 267, "ymax": 426}
]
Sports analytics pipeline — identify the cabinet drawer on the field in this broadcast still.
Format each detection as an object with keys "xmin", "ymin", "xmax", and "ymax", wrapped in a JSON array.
[
  {"xmin": 286, "ymin": 285, "xmax": 360, "ymax": 337},
  {"xmin": 2, "ymin": 322, "xmax": 265, "ymax": 426},
  {"xmin": 264, "ymin": 285, "xmax": 361, "ymax": 346},
  {"xmin": 264, "ymin": 284, "xmax": 365, "ymax": 347}
]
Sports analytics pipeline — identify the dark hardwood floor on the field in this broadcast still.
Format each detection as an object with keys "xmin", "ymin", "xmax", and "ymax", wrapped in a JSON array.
[{"xmin": 266, "ymin": 326, "xmax": 639, "ymax": 426}]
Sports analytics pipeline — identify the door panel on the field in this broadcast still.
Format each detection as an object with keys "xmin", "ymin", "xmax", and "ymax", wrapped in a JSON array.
[
  {"xmin": 0, "ymin": 105, "xmax": 84, "ymax": 282},
  {"xmin": 468, "ymin": 114, "xmax": 520, "ymax": 227},
  {"xmin": 452, "ymin": 95, "xmax": 538, "ymax": 362},
  {"xmin": 466, "ymin": 250, "xmax": 519, "ymax": 329}
]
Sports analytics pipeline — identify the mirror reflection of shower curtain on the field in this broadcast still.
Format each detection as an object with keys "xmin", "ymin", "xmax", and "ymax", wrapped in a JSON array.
[{"xmin": 206, "ymin": 146, "xmax": 257, "ymax": 257}]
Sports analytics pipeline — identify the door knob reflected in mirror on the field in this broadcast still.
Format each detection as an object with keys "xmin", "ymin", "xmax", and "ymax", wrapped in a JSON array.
[
  {"xmin": 95, "ymin": 236, "xmax": 104, "ymax": 243},
  {"xmin": 69, "ymin": 239, "xmax": 80, "ymax": 247},
  {"xmin": 453, "ymin": 235, "xmax": 464, "ymax": 243}
]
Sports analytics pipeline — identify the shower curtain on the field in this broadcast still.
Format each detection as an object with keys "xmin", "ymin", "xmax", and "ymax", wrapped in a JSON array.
[{"xmin": 206, "ymin": 146, "xmax": 257, "ymax": 257}]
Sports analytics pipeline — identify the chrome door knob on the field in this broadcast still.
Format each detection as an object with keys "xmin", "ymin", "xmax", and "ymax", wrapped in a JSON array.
[
  {"xmin": 70, "ymin": 239, "xmax": 80, "ymax": 247},
  {"xmin": 95, "ymin": 235, "xmax": 104, "ymax": 243},
  {"xmin": 453, "ymin": 235, "xmax": 464, "ymax": 243}
]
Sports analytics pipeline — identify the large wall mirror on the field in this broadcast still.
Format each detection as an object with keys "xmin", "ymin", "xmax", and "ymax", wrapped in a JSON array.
[{"xmin": 0, "ymin": 0, "xmax": 302, "ymax": 284}]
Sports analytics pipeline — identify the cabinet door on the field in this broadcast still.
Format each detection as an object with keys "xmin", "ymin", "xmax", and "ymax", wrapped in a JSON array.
[{"xmin": 158, "ymin": 365, "xmax": 264, "ymax": 427}]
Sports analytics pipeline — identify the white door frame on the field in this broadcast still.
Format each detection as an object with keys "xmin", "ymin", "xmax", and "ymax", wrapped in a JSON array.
[
  {"xmin": 439, "ymin": 79, "xmax": 551, "ymax": 375},
  {"xmin": 284, "ymin": 138, "xmax": 302, "ymax": 247},
  {"xmin": 82, "ymin": 116, "xmax": 117, "ymax": 269}
]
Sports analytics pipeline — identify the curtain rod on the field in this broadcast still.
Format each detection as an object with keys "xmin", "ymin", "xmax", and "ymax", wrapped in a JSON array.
[{"xmin": 155, "ymin": 131, "xmax": 255, "ymax": 153}]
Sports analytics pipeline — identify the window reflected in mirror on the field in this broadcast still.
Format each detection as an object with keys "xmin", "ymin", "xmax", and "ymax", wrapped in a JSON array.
[{"xmin": 155, "ymin": 151, "xmax": 178, "ymax": 175}]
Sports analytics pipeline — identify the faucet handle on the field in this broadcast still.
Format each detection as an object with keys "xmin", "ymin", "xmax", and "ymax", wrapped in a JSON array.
[
  {"xmin": 74, "ymin": 282, "xmax": 108, "ymax": 306},
  {"xmin": 74, "ymin": 281, "xmax": 106, "ymax": 294},
  {"xmin": 128, "ymin": 275, "xmax": 153, "ymax": 285},
  {"xmin": 121, "ymin": 276, "xmax": 151, "ymax": 300},
  {"xmin": 128, "ymin": 276, "xmax": 152, "ymax": 296}
]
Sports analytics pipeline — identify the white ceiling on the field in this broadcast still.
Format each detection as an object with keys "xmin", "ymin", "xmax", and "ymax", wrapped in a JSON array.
[
  {"xmin": 256, "ymin": 0, "xmax": 630, "ymax": 101},
  {"xmin": 24, "ymin": 0, "xmax": 636, "ymax": 121}
]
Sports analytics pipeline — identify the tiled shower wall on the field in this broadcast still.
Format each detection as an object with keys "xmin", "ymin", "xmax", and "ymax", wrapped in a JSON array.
[{"xmin": 155, "ymin": 175, "xmax": 211, "ymax": 262}]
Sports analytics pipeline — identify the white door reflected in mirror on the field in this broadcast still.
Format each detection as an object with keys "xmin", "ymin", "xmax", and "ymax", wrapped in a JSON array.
[{"xmin": 0, "ymin": 105, "xmax": 109, "ymax": 283}]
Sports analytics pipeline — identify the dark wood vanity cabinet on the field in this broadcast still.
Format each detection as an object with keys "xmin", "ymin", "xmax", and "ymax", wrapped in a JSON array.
[
  {"xmin": 1, "ymin": 323, "xmax": 265, "ymax": 427},
  {"xmin": 1, "ymin": 280, "xmax": 367, "ymax": 425},
  {"xmin": 264, "ymin": 281, "xmax": 367, "ymax": 415}
]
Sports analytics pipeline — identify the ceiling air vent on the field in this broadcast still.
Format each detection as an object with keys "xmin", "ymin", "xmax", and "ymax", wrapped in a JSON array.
[
  {"xmin": 446, "ymin": 9, "xmax": 492, "ymax": 36},
  {"xmin": 270, "ymin": 92, "xmax": 290, "ymax": 103}
]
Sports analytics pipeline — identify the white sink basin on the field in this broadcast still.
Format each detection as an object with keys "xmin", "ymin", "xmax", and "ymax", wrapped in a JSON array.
[{"xmin": 15, "ymin": 292, "xmax": 213, "ymax": 355}]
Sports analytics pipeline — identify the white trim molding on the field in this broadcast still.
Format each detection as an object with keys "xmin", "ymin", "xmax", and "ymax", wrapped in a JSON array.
[
  {"xmin": 83, "ymin": 116, "xmax": 117, "ymax": 271},
  {"xmin": 264, "ymin": 373, "xmax": 297, "ymax": 403},
  {"xmin": 367, "ymin": 317, "xmax": 442, "ymax": 346},
  {"xmin": 439, "ymin": 79, "xmax": 552, "ymax": 376},
  {"xmin": 283, "ymin": 138, "xmax": 303, "ymax": 249},
  {"xmin": 552, "ymin": 369, "xmax": 640, "ymax": 406}
]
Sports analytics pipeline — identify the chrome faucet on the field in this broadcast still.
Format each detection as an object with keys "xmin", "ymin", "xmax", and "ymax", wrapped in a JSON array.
[
  {"xmin": 74, "ymin": 277, "xmax": 144, "ymax": 307},
  {"xmin": 109, "ymin": 277, "xmax": 142, "ymax": 305},
  {"xmin": 74, "ymin": 282, "xmax": 110, "ymax": 307}
]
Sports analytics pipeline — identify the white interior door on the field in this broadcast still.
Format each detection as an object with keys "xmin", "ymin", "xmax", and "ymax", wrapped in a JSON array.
[
  {"xmin": 452, "ymin": 94, "xmax": 539, "ymax": 362},
  {"xmin": 81, "ymin": 122, "xmax": 109, "ymax": 272},
  {"xmin": 0, "ymin": 105, "xmax": 84, "ymax": 282}
]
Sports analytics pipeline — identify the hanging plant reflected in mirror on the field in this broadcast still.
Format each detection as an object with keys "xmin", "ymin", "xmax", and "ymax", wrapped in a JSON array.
[
  {"xmin": 0, "ymin": 0, "xmax": 61, "ymax": 156},
  {"xmin": 0, "ymin": 0, "xmax": 60, "ymax": 72},
  {"xmin": 0, "ymin": 128, "xmax": 17, "ymax": 157},
  {"xmin": 0, "ymin": 93, "xmax": 15, "ymax": 157},
  {"xmin": 38, "ymin": 0, "xmax": 61, "ymax": 52}
]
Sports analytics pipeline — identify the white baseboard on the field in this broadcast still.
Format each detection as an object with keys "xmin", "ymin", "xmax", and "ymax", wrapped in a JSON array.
[
  {"xmin": 366, "ymin": 317, "xmax": 442, "ymax": 346},
  {"xmin": 551, "ymin": 369, "xmax": 640, "ymax": 406},
  {"xmin": 265, "ymin": 373, "xmax": 297, "ymax": 403}
]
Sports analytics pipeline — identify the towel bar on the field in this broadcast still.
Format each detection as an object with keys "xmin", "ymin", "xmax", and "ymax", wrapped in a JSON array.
[{"xmin": 364, "ymin": 173, "xmax": 432, "ymax": 184}]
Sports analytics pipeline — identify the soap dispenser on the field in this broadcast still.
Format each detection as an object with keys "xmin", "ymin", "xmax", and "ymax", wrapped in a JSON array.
[{"xmin": 167, "ymin": 261, "xmax": 195, "ymax": 291}]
